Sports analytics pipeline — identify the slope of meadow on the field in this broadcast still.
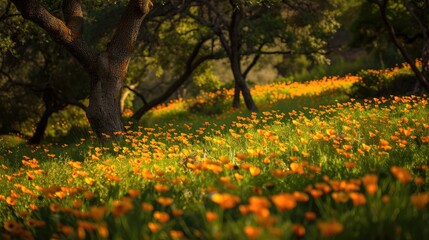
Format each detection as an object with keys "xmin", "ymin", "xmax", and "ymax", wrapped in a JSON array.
[{"xmin": 0, "ymin": 68, "xmax": 429, "ymax": 239}]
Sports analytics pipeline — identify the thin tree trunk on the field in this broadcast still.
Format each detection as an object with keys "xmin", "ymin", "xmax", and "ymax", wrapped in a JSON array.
[
  {"xmin": 228, "ymin": 2, "xmax": 258, "ymax": 112},
  {"xmin": 232, "ymin": 85, "xmax": 241, "ymax": 108},
  {"xmin": 29, "ymin": 109, "xmax": 52, "ymax": 144}
]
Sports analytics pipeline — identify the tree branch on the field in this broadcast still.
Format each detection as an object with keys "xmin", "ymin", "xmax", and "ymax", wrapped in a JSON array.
[
  {"xmin": 241, "ymin": 43, "xmax": 266, "ymax": 80},
  {"xmin": 107, "ymin": 0, "xmax": 153, "ymax": 66},
  {"xmin": 62, "ymin": 0, "xmax": 83, "ymax": 40},
  {"xmin": 124, "ymin": 84, "xmax": 148, "ymax": 105},
  {"xmin": 131, "ymin": 37, "xmax": 224, "ymax": 120},
  {"xmin": 10, "ymin": 0, "xmax": 98, "ymax": 73}
]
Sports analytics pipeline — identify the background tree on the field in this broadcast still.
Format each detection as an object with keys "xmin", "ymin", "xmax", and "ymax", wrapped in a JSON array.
[
  {"xmin": 8, "ymin": 0, "xmax": 153, "ymax": 140},
  {"xmin": 187, "ymin": 0, "xmax": 341, "ymax": 112},
  {"xmin": 366, "ymin": 0, "xmax": 429, "ymax": 91}
]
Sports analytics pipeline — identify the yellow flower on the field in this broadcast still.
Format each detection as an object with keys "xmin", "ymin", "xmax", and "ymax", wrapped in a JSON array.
[{"xmin": 249, "ymin": 166, "xmax": 261, "ymax": 176}]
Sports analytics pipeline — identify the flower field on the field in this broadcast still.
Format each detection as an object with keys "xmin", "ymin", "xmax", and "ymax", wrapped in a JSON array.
[{"xmin": 1, "ymin": 68, "xmax": 429, "ymax": 239}]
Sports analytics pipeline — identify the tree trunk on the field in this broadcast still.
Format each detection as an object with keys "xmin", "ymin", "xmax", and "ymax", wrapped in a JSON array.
[
  {"xmin": 29, "ymin": 110, "xmax": 52, "ymax": 144},
  {"xmin": 228, "ymin": 3, "xmax": 258, "ymax": 112},
  {"xmin": 229, "ymin": 55, "xmax": 258, "ymax": 112},
  {"xmin": 86, "ymin": 54, "xmax": 125, "ymax": 139},
  {"xmin": 232, "ymin": 85, "xmax": 241, "ymax": 108}
]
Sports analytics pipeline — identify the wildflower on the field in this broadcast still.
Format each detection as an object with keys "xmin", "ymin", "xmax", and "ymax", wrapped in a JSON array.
[
  {"xmin": 271, "ymin": 193, "xmax": 296, "ymax": 211},
  {"xmin": 25, "ymin": 219, "xmax": 46, "ymax": 228},
  {"xmin": 410, "ymin": 193, "xmax": 429, "ymax": 209},
  {"xmin": 211, "ymin": 193, "xmax": 240, "ymax": 209},
  {"xmin": 156, "ymin": 197, "xmax": 174, "ymax": 207},
  {"xmin": 50, "ymin": 203, "xmax": 61, "ymax": 212},
  {"xmin": 5, "ymin": 197, "xmax": 17, "ymax": 206},
  {"xmin": 206, "ymin": 211, "xmax": 217, "ymax": 222},
  {"xmin": 84, "ymin": 191, "xmax": 95, "ymax": 200},
  {"xmin": 362, "ymin": 174, "xmax": 378, "ymax": 195},
  {"xmin": 292, "ymin": 224, "xmax": 306, "ymax": 237},
  {"xmin": 305, "ymin": 211, "xmax": 316, "ymax": 221},
  {"xmin": 290, "ymin": 163, "xmax": 304, "ymax": 174},
  {"xmin": 3, "ymin": 220, "xmax": 22, "ymax": 233},
  {"xmin": 61, "ymin": 225, "xmax": 74, "ymax": 236},
  {"xmin": 154, "ymin": 184, "xmax": 170, "ymax": 193},
  {"xmin": 317, "ymin": 220, "xmax": 344, "ymax": 237},
  {"xmin": 391, "ymin": 166, "xmax": 412, "ymax": 184},
  {"xmin": 293, "ymin": 191, "xmax": 309, "ymax": 202},
  {"xmin": 349, "ymin": 192, "xmax": 367, "ymax": 206},
  {"xmin": 244, "ymin": 226, "xmax": 262, "ymax": 239},
  {"xmin": 170, "ymin": 230, "xmax": 184, "ymax": 239},
  {"xmin": 332, "ymin": 192, "xmax": 349, "ymax": 203},
  {"xmin": 89, "ymin": 206, "xmax": 107, "ymax": 220},
  {"xmin": 142, "ymin": 202, "xmax": 154, "ymax": 212},
  {"xmin": 153, "ymin": 211, "xmax": 170, "ymax": 223},
  {"xmin": 148, "ymin": 222, "xmax": 161, "ymax": 233},
  {"xmin": 234, "ymin": 173, "xmax": 244, "ymax": 181},
  {"xmin": 112, "ymin": 198, "xmax": 134, "ymax": 217},
  {"xmin": 172, "ymin": 209, "xmax": 184, "ymax": 217},
  {"xmin": 249, "ymin": 166, "xmax": 261, "ymax": 176},
  {"xmin": 98, "ymin": 223, "xmax": 109, "ymax": 239}
]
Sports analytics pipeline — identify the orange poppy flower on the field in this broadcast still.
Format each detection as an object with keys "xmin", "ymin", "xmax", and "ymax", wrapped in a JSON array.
[
  {"xmin": 271, "ymin": 193, "xmax": 296, "ymax": 211},
  {"xmin": 148, "ymin": 222, "xmax": 161, "ymax": 233},
  {"xmin": 98, "ymin": 223, "xmax": 109, "ymax": 238},
  {"xmin": 170, "ymin": 230, "xmax": 184, "ymax": 239},
  {"xmin": 154, "ymin": 184, "xmax": 170, "ymax": 193},
  {"xmin": 292, "ymin": 224, "xmax": 306, "ymax": 237},
  {"xmin": 391, "ymin": 166, "xmax": 412, "ymax": 184},
  {"xmin": 206, "ymin": 211, "xmax": 218, "ymax": 222},
  {"xmin": 249, "ymin": 166, "xmax": 261, "ymax": 176},
  {"xmin": 349, "ymin": 192, "xmax": 367, "ymax": 206},
  {"xmin": 410, "ymin": 193, "xmax": 429, "ymax": 209},
  {"xmin": 305, "ymin": 211, "xmax": 317, "ymax": 221},
  {"xmin": 211, "ymin": 193, "xmax": 240, "ymax": 209},
  {"xmin": 3, "ymin": 220, "xmax": 22, "ymax": 233},
  {"xmin": 317, "ymin": 220, "xmax": 344, "ymax": 237},
  {"xmin": 153, "ymin": 211, "xmax": 170, "ymax": 223},
  {"xmin": 244, "ymin": 226, "xmax": 262, "ymax": 239},
  {"xmin": 156, "ymin": 197, "xmax": 174, "ymax": 207}
]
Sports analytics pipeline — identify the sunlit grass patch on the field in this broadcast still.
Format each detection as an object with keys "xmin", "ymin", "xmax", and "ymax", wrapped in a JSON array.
[{"xmin": 1, "ymin": 66, "xmax": 429, "ymax": 239}]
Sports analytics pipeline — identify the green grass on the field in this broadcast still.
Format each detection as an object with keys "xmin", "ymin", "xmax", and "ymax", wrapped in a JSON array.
[{"xmin": 0, "ymin": 75, "xmax": 429, "ymax": 239}]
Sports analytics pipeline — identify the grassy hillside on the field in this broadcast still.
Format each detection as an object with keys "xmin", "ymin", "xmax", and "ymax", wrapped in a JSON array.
[{"xmin": 1, "ymin": 67, "xmax": 428, "ymax": 239}]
